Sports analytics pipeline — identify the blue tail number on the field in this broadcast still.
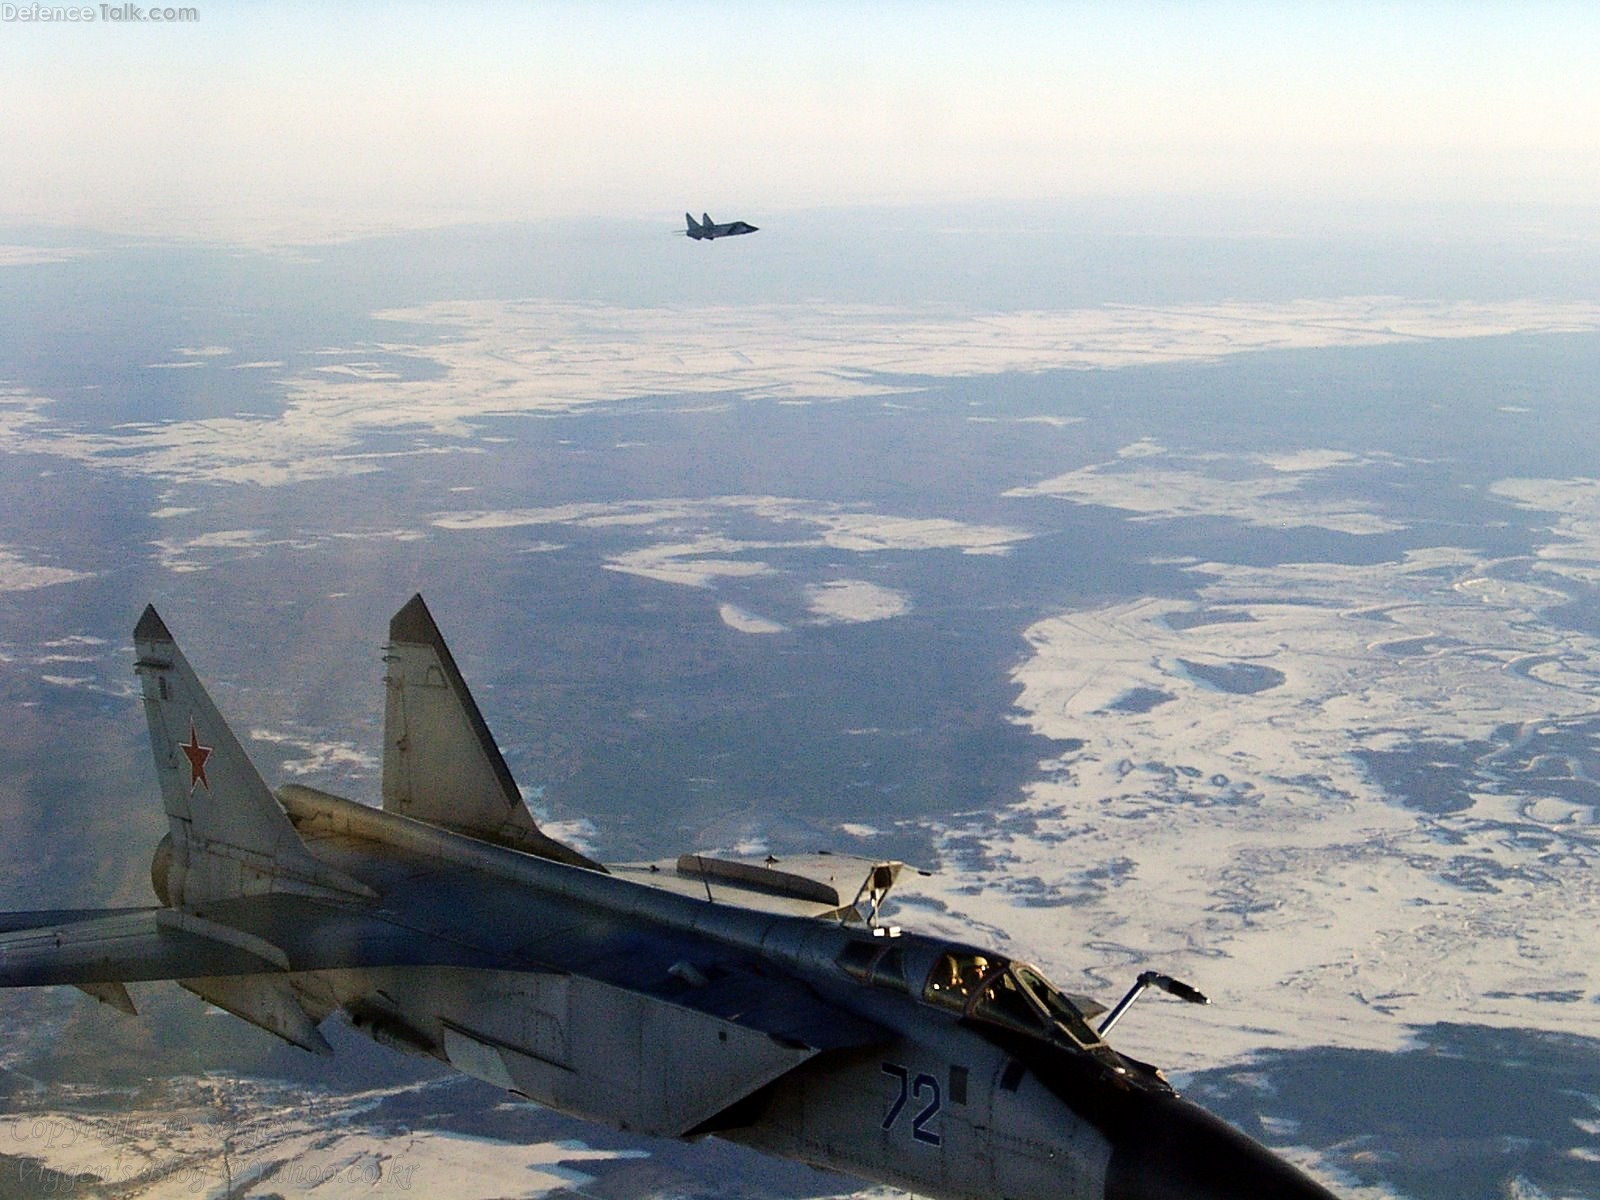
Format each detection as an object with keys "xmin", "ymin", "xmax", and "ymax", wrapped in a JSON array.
[{"xmin": 881, "ymin": 1062, "xmax": 942, "ymax": 1146}]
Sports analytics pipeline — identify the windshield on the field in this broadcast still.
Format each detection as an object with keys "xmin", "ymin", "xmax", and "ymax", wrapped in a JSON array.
[
  {"xmin": 971, "ymin": 966, "xmax": 1047, "ymax": 1033},
  {"xmin": 924, "ymin": 950, "xmax": 1105, "ymax": 1049},
  {"xmin": 1012, "ymin": 964, "xmax": 1105, "ymax": 1048}
]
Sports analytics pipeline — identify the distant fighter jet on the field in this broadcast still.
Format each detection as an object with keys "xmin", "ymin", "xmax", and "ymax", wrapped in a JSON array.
[
  {"xmin": 686, "ymin": 211, "xmax": 758, "ymax": 240},
  {"xmin": 0, "ymin": 597, "xmax": 1338, "ymax": 1200}
]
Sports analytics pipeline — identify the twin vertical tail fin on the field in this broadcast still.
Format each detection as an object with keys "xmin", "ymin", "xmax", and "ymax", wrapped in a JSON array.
[
  {"xmin": 132, "ymin": 595, "xmax": 599, "ymax": 913},
  {"xmin": 133, "ymin": 607, "xmax": 372, "ymax": 911},
  {"xmin": 686, "ymin": 211, "xmax": 701, "ymax": 232},
  {"xmin": 381, "ymin": 595, "xmax": 603, "ymax": 871}
]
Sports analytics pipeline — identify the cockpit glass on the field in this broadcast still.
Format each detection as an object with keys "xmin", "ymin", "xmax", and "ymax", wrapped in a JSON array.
[
  {"xmin": 1014, "ymin": 964, "xmax": 1104, "ymax": 1047},
  {"xmin": 838, "ymin": 941, "xmax": 911, "ymax": 992},
  {"xmin": 871, "ymin": 946, "xmax": 908, "ymax": 992},
  {"xmin": 971, "ymin": 967, "xmax": 1047, "ymax": 1033},
  {"xmin": 924, "ymin": 950, "xmax": 1000, "ymax": 1010},
  {"xmin": 924, "ymin": 951, "xmax": 1106, "ymax": 1050}
]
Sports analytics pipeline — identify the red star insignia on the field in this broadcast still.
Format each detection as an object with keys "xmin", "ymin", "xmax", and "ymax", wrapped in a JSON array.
[{"xmin": 180, "ymin": 720, "xmax": 212, "ymax": 793}]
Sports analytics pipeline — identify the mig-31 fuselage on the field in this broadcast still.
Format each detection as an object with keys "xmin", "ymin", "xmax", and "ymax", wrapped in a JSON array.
[{"xmin": 0, "ymin": 596, "xmax": 1338, "ymax": 1200}]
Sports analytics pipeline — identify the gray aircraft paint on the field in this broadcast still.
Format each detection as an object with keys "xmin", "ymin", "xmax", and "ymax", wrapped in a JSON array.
[
  {"xmin": 0, "ymin": 596, "xmax": 1338, "ymax": 1200},
  {"xmin": 686, "ymin": 212, "xmax": 759, "ymax": 240}
]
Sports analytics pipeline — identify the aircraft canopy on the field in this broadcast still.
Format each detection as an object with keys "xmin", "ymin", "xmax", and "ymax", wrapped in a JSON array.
[{"xmin": 923, "ymin": 948, "xmax": 1106, "ymax": 1049}]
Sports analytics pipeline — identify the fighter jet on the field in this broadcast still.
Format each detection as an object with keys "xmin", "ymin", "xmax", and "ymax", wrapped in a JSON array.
[
  {"xmin": 0, "ymin": 597, "xmax": 1339, "ymax": 1200},
  {"xmin": 686, "ymin": 211, "xmax": 758, "ymax": 240}
]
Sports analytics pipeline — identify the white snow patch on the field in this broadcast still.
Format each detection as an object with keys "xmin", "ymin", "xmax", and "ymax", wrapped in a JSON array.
[
  {"xmin": 438, "ymin": 496, "xmax": 1026, "ymax": 568},
  {"xmin": 1015, "ymin": 414, "xmax": 1085, "ymax": 427},
  {"xmin": 0, "ymin": 546, "xmax": 92, "ymax": 592},
  {"xmin": 540, "ymin": 817, "xmax": 600, "ymax": 856},
  {"xmin": 605, "ymin": 539, "xmax": 775, "ymax": 589},
  {"xmin": 0, "ymin": 1087, "xmax": 650, "ymax": 1200},
  {"xmin": 806, "ymin": 580, "xmax": 911, "ymax": 624},
  {"xmin": 1489, "ymin": 477, "xmax": 1600, "ymax": 587},
  {"xmin": 906, "ymin": 542, "xmax": 1600, "ymax": 1070},
  {"xmin": 7, "ymin": 297, "xmax": 1598, "ymax": 487},
  {"xmin": 152, "ymin": 525, "xmax": 428, "ymax": 574},
  {"xmin": 249, "ymin": 729, "xmax": 379, "ymax": 777},
  {"xmin": 719, "ymin": 604, "xmax": 787, "ymax": 634},
  {"xmin": 1009, "ymin": 445, "xmax": 1404, "ymax": 536},
  {"xmin": 1254, "ymin": 449, "xmax": 1360, "ymax": 472}
]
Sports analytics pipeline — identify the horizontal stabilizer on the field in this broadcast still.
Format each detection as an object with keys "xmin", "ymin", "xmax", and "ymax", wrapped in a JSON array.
[
  {"xmin": 0, "ymin": 891, "xmax": 531, "ymax": 994},
  {"xmin": 0, "ymin": 907, "xmax": 151, "ymax": 934},
  {"xmin": 0, "ymin": 907, "xmax": 289, "ymax": 989},
  {"xmin": 382, "ymin": 595, "xmax": 602, "ymax": 870}
]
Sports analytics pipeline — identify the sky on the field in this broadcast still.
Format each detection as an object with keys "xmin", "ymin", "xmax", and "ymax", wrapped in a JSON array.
[{"xmin": 2, "ymin": 1, "xmax": 1599, "ymax": 243}]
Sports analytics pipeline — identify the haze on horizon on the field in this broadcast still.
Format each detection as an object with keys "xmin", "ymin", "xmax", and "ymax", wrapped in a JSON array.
[{"xmin": 3, "ymin": 1, "xmax": 1599, "ymax": 246}]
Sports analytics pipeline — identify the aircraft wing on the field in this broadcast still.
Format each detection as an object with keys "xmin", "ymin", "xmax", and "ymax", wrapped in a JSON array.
[
  {"xmin": 0, "ymin": 907, "xmax": 289, "ymax": 987},
  {"xmin": 0, "ymin": 907, "xmax": 152, "ymax": 934},
  {"xmin": 0, "ymin": 892, "xmax": 532, "ymax": 991},
  {"xmin": 1, "ymin": 891, "xmax": 887, "ymax": 1050}
]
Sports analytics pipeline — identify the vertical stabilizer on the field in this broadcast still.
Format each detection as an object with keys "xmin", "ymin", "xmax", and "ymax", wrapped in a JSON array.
[
  {"xmin": 381, "ymin": 595, "xmax": 602, "ymax": 870},
  {"xmin": 685, "ymin": 212, "xmax": 700, "ymax": 231},
  {"xmin": 133, "ymin": 606, "xmax": 372, "ymax": 910},
  {"xmin": 702, "ymin": 212, "xmax": 714, "ymax": 227}
]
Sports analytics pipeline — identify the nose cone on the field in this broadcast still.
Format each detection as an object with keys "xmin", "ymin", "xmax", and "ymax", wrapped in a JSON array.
[{"xmin": 1106, "ymin": 1094, "xmax": 1340, "ymax": 1200}]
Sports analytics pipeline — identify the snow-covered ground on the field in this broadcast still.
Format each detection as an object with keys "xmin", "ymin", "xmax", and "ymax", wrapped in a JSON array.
[{"xmin": 898, "ymin": 457, "xmax": 1600, "ymax": 1077}]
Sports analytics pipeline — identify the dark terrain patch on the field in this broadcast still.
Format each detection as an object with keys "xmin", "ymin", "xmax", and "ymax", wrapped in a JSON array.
[{"xmin": 1177, "ymin": 659, "xmax": 1285, "ymax": 694}]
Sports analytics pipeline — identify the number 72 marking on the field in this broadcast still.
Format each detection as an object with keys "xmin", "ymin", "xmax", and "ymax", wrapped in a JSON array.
[{"xmin": 880, "ymin": 1062, "xmax": 942, "ymax": 1146}]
